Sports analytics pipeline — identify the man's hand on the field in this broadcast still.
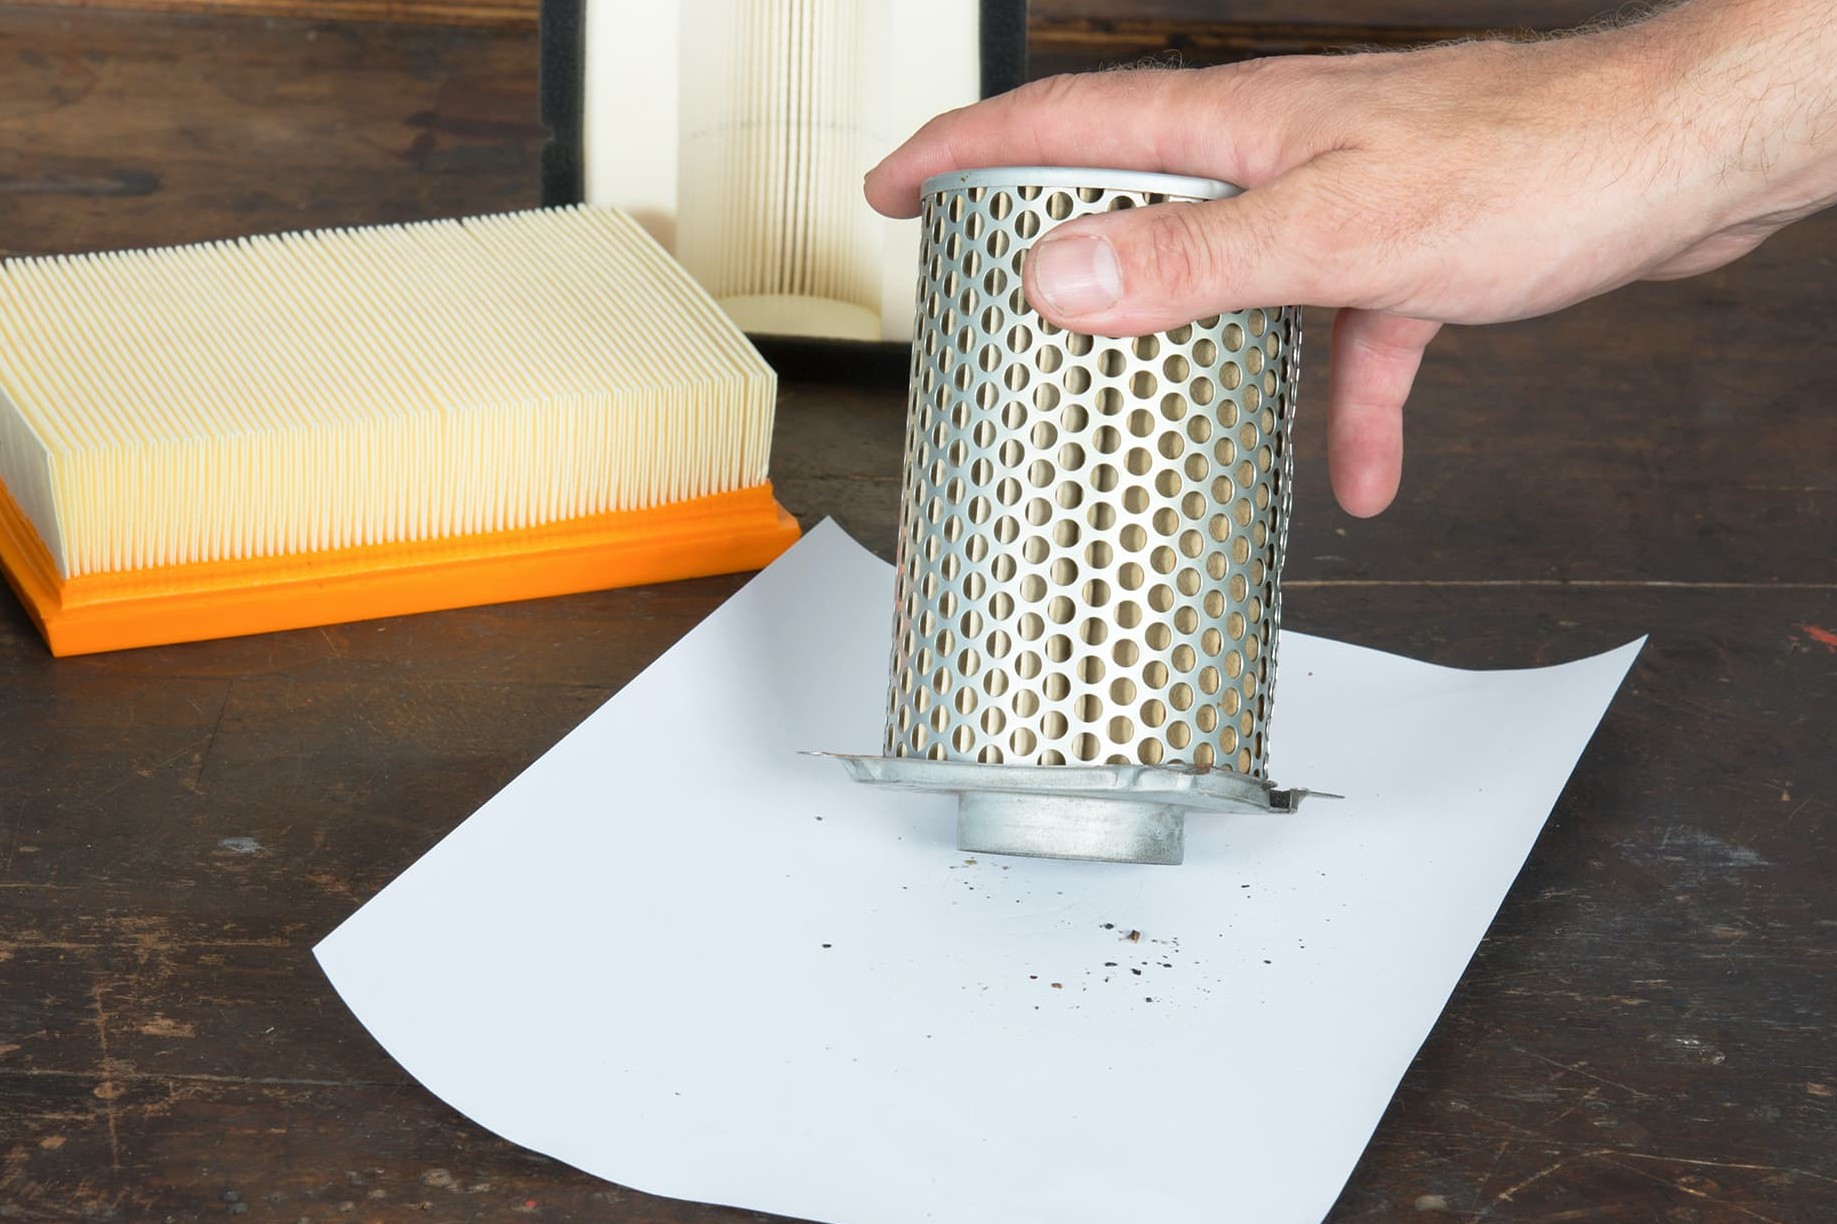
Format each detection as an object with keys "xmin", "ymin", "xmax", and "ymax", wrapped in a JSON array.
[{"xmin": 864, "ymin": 0, "xmax": 1837, "ymax": 516}]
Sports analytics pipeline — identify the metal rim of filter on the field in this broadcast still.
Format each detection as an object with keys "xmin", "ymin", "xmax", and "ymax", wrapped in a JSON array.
[
  {"xmin": 822, "ymin": 754, "xmax": 1315, "ymax": 867},
  {"xmin": 919, "ymin": 165, "xmax": 1243, "ymax": 203}
]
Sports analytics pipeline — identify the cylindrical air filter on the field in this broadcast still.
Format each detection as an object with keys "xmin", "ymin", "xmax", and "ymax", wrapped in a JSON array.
[{"xmin": 833, "ymin": 166, "xmax": 1313, "ymax": 864}]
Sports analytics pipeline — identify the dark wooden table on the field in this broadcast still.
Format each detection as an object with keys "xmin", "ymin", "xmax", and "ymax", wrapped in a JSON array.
[{"xmin": 2, "ymin": 7, "xmax": 1833, "ymax": 1222}]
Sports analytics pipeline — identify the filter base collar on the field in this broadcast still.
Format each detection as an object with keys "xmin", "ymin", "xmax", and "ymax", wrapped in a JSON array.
[
  {"xmin": 959, "ymin": 791, "xmax": 1188, "ymax": 865},
  {"xmin": 821, "ymin": 755, "xmax": 1321, "ymax": 866}
]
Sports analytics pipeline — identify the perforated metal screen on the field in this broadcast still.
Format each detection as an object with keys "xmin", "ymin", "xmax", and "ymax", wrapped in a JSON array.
[{"xmin": 885, "ymin": 169, "xmax": 1301, "ymax": 779}]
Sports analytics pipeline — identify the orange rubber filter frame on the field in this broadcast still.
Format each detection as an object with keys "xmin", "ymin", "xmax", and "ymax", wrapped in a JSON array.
[{"xmin": 0, "ymin": 479, "xmax": 800, "ymax": 657}]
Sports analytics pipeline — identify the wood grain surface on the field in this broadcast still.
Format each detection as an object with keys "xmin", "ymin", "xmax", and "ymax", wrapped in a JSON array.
[
  {"xmin": 1032, "ymin": 0, "xmax": 1616, "ymax": 21},
  {"xmin": 1, "ymin": 6, "xmax": 1834, "ymax": 1223},
  {"xmin": 1026, "ymin": 0, "xmax": 1627, "ymax": 74},
  {"xmin": 14, "ymin": 0, "xmax": 529, "ymax": 25}
]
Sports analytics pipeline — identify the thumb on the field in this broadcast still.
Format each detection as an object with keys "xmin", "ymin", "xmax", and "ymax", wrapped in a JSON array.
[{"xmin": 1021, "ymin": 172, "xmax": 1344, "ymax": 335}]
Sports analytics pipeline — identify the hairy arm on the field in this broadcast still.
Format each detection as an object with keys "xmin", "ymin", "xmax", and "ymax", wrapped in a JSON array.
[{"xmin": 864, "ymin": 0, "xmax": 1837, "ymax": 515}]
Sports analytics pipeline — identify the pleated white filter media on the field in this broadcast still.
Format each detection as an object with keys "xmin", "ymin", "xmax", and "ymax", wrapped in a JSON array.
[
  {"xmin": 0, "ymin": 206, "xmax": 776, "ymax": 580},
  {"xmin": 582, "ymin": 0, "xmax": 983, "ymax": 342},
  {"xmin": 676, "ymin": 0, "xmax": 881, "ymax": 338}
]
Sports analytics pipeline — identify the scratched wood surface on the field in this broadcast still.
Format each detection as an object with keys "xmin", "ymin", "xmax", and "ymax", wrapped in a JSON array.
[{"xmin": 1, "ymin": 6, "xmax": 1834, "ymax": 1222}]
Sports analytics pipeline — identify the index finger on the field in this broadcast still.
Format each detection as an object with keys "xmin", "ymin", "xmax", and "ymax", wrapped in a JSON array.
[{"xmin": 864, "ymin": 63, "xmax": 1301, "ymax": 219}]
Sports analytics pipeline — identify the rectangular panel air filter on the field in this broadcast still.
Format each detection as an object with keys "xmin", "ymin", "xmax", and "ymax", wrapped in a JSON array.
[{"xmin": 0, "ymin": 205, "xmax": 799, "ymax": 656}]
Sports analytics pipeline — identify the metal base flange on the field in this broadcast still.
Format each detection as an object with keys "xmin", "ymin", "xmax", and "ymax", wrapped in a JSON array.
[{"xmin": 819, "ymin": 755, "xmax": 1319, "ymax": 866}]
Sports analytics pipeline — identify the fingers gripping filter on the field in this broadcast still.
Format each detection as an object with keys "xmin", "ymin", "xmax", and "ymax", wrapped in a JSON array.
[{"xmin": 829, "ymin": 167, "xmax": 1314, "ymax": 865}]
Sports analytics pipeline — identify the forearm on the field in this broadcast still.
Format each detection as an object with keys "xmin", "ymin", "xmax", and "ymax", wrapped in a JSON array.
[
  {"xmin": 863, "ymin": 1, "xmax": 1837, "ymax": 515},
  {"xmin": 1636, "ymin": 0, "xmax": 1837, "ymax": 233}
]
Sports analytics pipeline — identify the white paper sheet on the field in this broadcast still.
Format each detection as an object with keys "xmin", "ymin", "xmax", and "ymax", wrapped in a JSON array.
[{"xmin": 316, "ymin": 521, "xmax": 1642, "ymax": 1224}]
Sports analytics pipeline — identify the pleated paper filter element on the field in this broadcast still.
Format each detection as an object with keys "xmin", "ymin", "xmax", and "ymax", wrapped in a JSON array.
[{"xmin": 0, "ymin": 205, "xmax": 798, "ymax": 656}]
